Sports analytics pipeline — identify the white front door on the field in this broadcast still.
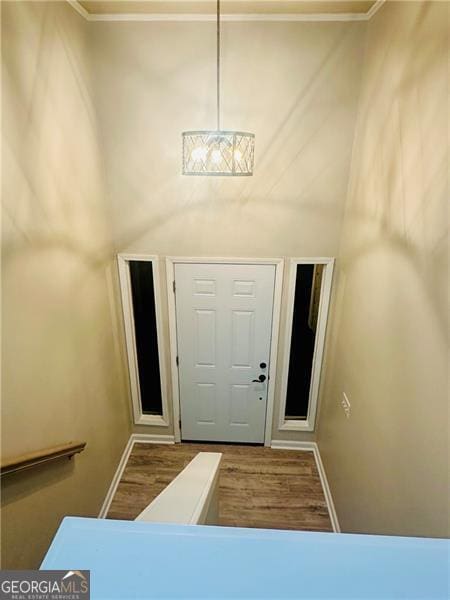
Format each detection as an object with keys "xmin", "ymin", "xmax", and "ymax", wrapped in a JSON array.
[{"xmin": 174, "ymin": 263, "xmax": 276, "ymax": 443}]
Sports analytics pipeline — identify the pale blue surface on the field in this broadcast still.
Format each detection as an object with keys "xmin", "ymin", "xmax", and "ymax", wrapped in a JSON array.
[{"xmin": 41, "ymin": 517, "xmax": 449, "ymax": 599}]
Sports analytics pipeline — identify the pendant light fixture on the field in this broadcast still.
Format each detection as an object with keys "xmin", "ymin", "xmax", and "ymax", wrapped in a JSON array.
[{"xmin": 182, "ymin": 0, "xmax": 255, "ymax": 176}]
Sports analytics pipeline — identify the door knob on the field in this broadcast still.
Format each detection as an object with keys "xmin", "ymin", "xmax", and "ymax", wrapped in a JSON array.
[{"xmin": 252, "ymin": 374, "xmax": 267, "ymax": 383}]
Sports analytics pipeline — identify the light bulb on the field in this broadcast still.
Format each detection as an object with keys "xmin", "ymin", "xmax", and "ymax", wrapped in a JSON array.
[
  {"xmin": 191, "ymin": 146, "xmax": 207, "ymax": 162},
  {"xmin": 234, "ymin": 150, "xmax": 242, "ymax": 162},
  {"xmin": 211, "ymin": 149, "xmax": 222, "ymax": 164}
]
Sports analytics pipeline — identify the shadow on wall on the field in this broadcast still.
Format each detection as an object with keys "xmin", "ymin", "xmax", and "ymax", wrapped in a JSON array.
[
  {"xmin": 90, "ymin": 21, "xmax": 365, "ymax": 256},
  {"xmin": 2, "ymin": 0, "xmax": 131, "ymax": 569},
  {"xmin": 317, "ymin": 0, "xmax": 448, "ymax": 538},
  {"xmin": 338, "ymin": 0, "xmax": 448, "ymax": 332},
  {"xmin": 1, "ymin": 460, "xmax": 76, "ymax": 508},
  {"xmin": 2, "ymin": 1, "xmax": 110, "ymax": 263}
]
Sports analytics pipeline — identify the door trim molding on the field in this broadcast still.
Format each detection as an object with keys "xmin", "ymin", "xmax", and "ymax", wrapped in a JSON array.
[
  {"xmin": 278, "ymin": 258, "xmax": 335, "ymax": 432},
  {"xmin": 117, "ymin": 254, "xmax": 170, "ymax": 426},
  {"xmin": 270, "ymin": 440, "xmax": 340, "ymax": 533},
  {"xmin": 166, "ymin": 257, "xmax": 284, "ymax": 446}
]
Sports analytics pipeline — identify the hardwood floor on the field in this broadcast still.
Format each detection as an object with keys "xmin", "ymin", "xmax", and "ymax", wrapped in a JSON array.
[{"xmin": 107, "ymin": 443, "xmax": 333, "ymax": 532}]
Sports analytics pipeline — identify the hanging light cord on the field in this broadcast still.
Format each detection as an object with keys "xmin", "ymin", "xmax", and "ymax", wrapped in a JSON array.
[{"xmin": 216, "ymin": 0, "xmax": 221, "ymax": 131}]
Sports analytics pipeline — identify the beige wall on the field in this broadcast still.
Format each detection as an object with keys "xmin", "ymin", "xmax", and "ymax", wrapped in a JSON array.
[
  {"xmin": 3, "ymin": 0, "xmax": 446, "ymax": 564},
  {"xmin": 90, "ymin": 19, "xmax": 366, "ymax": 440},
  {"xmin": 1, "ymin": 1, "xmax": 132, "ymax": 568},
  {"xmin": 317, "ymin": 0, "xmax": 449, "ymax": 537}
]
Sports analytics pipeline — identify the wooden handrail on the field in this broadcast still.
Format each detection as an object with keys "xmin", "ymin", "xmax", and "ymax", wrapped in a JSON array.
[{"xmin": 0, "ymin": 441, "xmax": 86, "ymax": 477}]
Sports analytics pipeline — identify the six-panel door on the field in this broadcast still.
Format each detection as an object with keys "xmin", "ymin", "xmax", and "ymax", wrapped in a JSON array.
[{"xmin": 175, "ymin": 263, "xmax": 276, "ymax": 443}]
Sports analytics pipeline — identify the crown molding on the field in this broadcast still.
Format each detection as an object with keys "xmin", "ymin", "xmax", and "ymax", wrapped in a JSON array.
[
  {"xmin": 365, "ymin": 0, "xmax": 385, "ymax": 19},
  {"xmin": 87, "ymin": 12, "xmax": 368, "ymax": 22},
  {"xmin": 66, "ymin": 0, "xmax": 91, "ymax": 19},
  {"xmin": 67, "ymin": 0, "xmax": 387, "ymax": 22}
]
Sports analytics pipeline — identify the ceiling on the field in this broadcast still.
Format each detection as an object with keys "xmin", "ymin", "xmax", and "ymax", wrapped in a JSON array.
[{"xmin": 77, "ymin": 1, "xmax": 378, "ymax": 17}]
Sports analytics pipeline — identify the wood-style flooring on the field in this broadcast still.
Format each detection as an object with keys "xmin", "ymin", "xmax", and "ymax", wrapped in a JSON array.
[{"xmin": 107, "ymin": 443, "xmax": 332, "ymax": 532}]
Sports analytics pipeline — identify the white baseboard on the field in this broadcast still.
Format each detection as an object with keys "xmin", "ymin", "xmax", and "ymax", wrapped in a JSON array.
[
  {"xmin": 270, "ymin": 440, "xmax": 340, "ymax": 533},
  {"xmin": 99, "ymin": 434, "xmax": 339, "ymax": 531},
  {"xmin": 270, "ymin": 440, "xmax": 316, "ymax": 451},
  {"xmin": 132, "ymin": 433, "xmax": 175, "ymax": 445},
  {"xmin": 98, "ymin": 436, "xmax": 134, "ymax": 518},
  {"xmin": 98, "ymin": 433, "xmax": 176, "ymax": 518},
  {"xmin": 312, "ymin": 445, "xmax": 340, "ymax": 533}
]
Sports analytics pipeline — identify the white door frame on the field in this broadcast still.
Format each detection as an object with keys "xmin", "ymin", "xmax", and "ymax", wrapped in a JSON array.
[
  {"xmin": 117, "ymin": 254, "xmax": 170, "ymax": 426},
  {"xmin": 166, "ymin": 257, "xmax": 284, "ymax": 446},
  {"xmin": 278, "ymin": 257, "xmax": 335, "ymax": 432}
]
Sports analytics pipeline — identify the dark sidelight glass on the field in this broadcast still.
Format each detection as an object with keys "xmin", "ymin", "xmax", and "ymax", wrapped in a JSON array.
[
  {"xmin": 285, "ymin": 264, "xmax": 324, "ymax": 419},
  {"xmin": 129, "ymin": 261, "xmax": 163, "ymax": 415}
]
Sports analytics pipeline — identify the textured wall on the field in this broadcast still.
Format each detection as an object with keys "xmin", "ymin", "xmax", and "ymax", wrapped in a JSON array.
[
  {"xmin": 1, "ymin": 1, "xmax": 131, "ymax": 568},
  {"xmin": 317, "ymin": 0, "xmax": 449, "ymax": 537}
]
